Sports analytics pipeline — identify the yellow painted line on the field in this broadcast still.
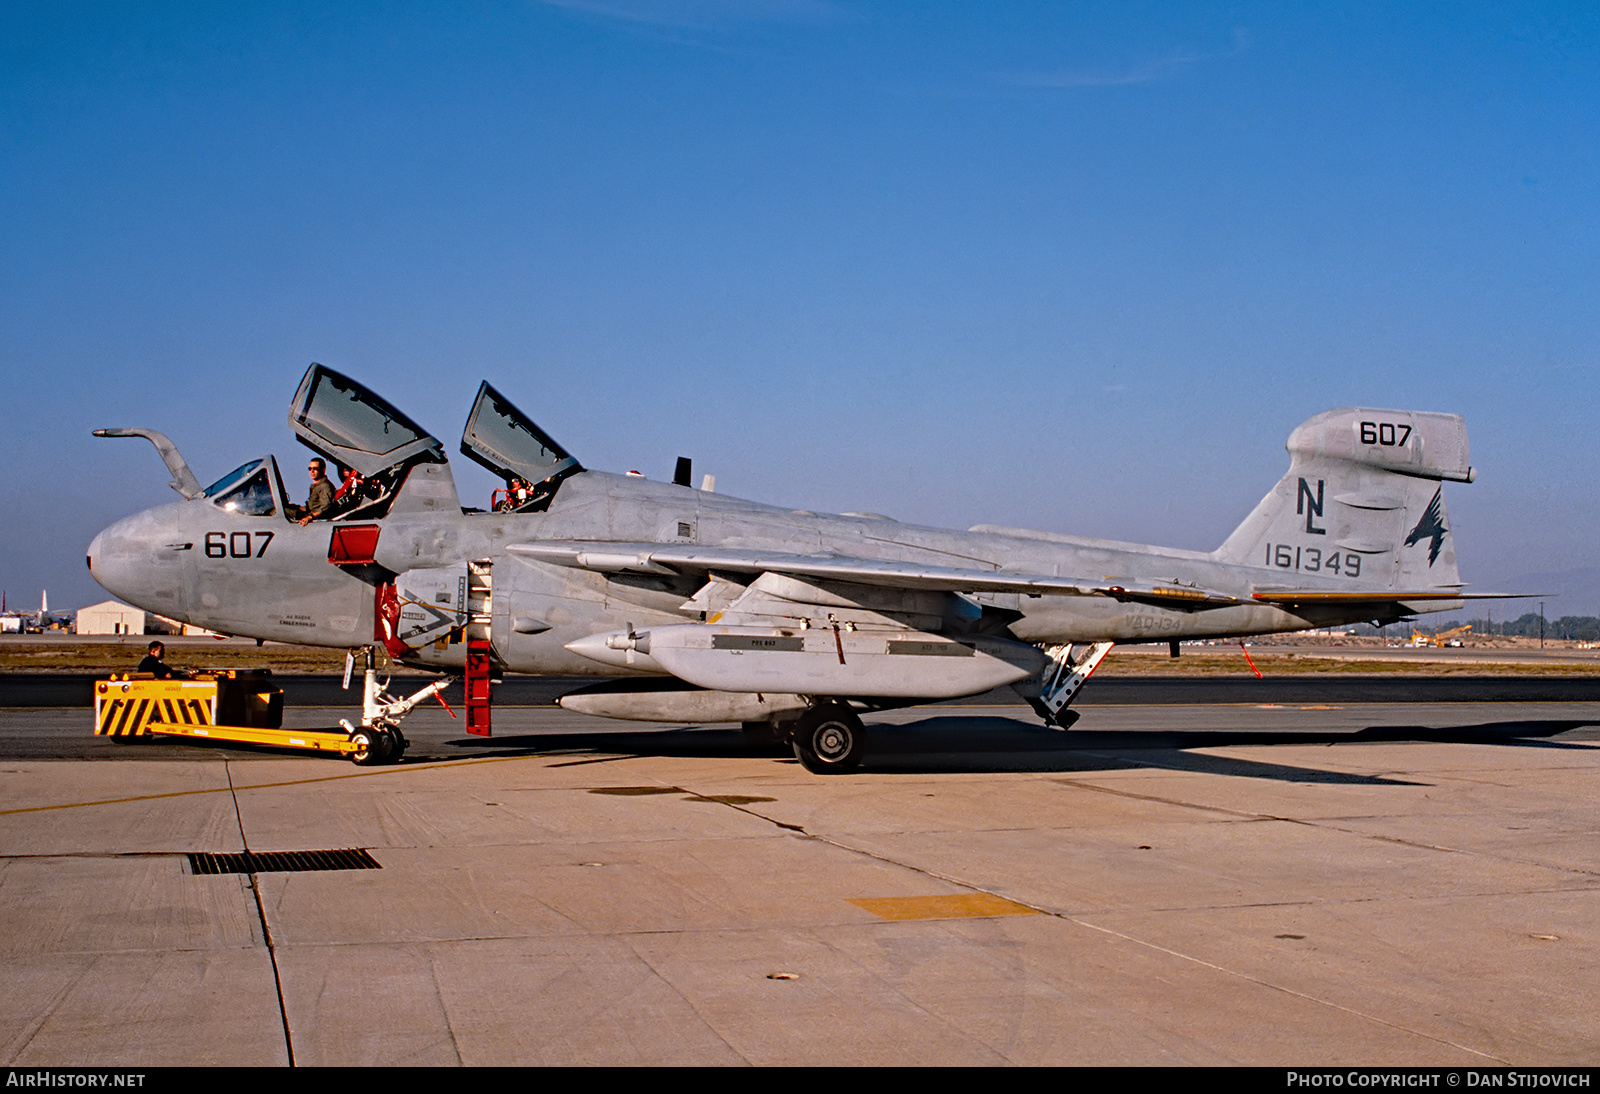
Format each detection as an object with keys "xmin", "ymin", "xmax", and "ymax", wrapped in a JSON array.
[{"xmin": 848, "ymin": 893, "xmax": 1040, "ymax": 921}]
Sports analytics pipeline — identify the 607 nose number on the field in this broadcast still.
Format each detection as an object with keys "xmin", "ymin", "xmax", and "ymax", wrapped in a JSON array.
[{"xmin": 204, "ymin": 531, "xmax": 273, "ymax": 558}]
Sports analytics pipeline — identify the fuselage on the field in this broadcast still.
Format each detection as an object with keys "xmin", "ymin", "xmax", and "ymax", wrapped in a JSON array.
[{"xmin": 88, "ymin": 461, "xmax": 1343, "ymax": 674}]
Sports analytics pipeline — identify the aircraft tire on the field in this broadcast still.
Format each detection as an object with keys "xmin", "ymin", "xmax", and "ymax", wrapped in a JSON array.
[
  {"xmin": 349, "ymin": 728, "xmax": 383, "ymax": 766},
  {"xmin": 373, "ymin": 730, "xmax": 400, "ymax": 764},
  {"xmin": 791, "ymin": 702, "xmax": 864, "ymax": 774}
]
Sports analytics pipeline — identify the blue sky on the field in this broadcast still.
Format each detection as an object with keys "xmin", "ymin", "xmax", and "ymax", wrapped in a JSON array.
[{"xmin": 3, "ymin": 2, "xmax": 1597, "ymax": 616}]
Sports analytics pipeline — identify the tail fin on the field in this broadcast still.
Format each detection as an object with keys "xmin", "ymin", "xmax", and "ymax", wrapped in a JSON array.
[{"xmin": 1215, "ymin": 408, "xmax": 1472, "ymax": 589}]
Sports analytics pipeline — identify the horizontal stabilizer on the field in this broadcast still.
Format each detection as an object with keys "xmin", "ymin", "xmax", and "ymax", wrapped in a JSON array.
[{"xmin": 1250, "ymin": 589, "xmax": 1541, "ymax": 604}]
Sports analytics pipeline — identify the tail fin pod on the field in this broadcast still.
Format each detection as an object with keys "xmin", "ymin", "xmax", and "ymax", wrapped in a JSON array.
[{"xmin": 1214, "ymin": 408, "xmax": 1472, "ymax": 589}]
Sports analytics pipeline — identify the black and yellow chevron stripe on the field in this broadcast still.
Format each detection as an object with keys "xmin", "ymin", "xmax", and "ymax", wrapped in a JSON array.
[{"xmin": 96, "ymin": 693, "xmax": 212, "ymax": 737}]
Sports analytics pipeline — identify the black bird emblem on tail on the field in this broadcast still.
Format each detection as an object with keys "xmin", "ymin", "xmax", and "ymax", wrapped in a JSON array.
[{"xmin": 1405, "ymin": 488, "xmax": 1448, "ymax": 566}]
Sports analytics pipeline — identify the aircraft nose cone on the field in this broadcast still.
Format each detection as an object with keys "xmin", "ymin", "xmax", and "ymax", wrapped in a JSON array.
[
  {"xmin": 87, "ymin": 506, "xmax": 189, "ymax": 617},
  {"xmin": 86, "ymin": 528, "xmax": 106, "ymax": 581},
  {"xmin": 86, "ymin": 519, "xmax": 133, "ymax": 598},
  {"xmin": 87, "ymin": 515, "xmax": 142, "ymax": 601}
]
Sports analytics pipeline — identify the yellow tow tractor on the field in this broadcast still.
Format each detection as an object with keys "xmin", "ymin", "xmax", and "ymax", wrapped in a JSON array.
[{"xmin": 94, "ymin": 650, "xmax": 454, "ymax": 765}]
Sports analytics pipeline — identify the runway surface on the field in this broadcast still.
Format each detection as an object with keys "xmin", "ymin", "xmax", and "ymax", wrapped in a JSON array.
[
  {"xmin": 2, "ymin": 685, "xmax": 1598, "ymax": 1064},
  {"xmin": 6, "ymin": 669, "xmax": 1600, "ymax": 709}
]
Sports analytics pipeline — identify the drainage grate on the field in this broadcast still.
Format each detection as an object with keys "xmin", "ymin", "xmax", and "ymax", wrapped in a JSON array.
[{"xmin": 188, "ymin": 849, "xmax": 382, "ymax": 875}]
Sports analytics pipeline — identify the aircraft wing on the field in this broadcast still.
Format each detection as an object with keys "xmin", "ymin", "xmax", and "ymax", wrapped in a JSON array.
[
  {"xmin": 508, "ymin": 542, "xmax": 1538, "ymax": 613},
  {"xmin": 506, "ymin": 541, "xmax": 1248, "ymax": 608}
]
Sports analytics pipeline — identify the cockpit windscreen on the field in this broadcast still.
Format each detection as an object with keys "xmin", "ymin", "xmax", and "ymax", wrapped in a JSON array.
[{"xmin": 203, "ymin": 460, "xmax": 277, "ymax": 516}]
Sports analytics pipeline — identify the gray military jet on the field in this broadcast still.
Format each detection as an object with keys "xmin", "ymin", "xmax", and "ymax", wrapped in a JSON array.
[{"xmin": 88, "ymin": 364, "xmax": 1507, "ymax": 771}]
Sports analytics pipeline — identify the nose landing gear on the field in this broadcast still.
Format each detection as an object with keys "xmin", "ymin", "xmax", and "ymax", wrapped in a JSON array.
[{"xmin": 337, "ymin": 647, "xmax": 451, "ymax": 765}]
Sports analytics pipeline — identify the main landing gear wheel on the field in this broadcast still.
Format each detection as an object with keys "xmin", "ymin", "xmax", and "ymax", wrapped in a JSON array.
[{"xmin": 791, "ymin": 702, "xmax": 865, "ymax": 774}]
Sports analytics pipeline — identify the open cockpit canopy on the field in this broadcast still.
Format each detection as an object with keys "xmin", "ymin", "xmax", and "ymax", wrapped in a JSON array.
[
  {"xmin": 289, "ymin": 364, "xmax": 446, "ymax": 478},
  {"xmin": 287, "ymin": 364, "xmax": 449, "ymax": 521},
  {"xmin": 459, "ymin": 380, "xmax": 583, "ymax": 513}
]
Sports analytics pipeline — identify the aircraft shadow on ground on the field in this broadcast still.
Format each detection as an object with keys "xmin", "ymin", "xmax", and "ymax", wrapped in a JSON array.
[
  {"xmin": 70, "ymin": 714, "xmax": 1596, "ymax": 781},
  {"xmin": 429, "ymin": 714, "xmax": 1599, "ymax": 782}
]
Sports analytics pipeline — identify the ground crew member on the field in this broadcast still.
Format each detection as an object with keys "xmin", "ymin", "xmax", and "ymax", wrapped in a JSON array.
[{"xmin": 136, "ymin": 640, "xmax": 185, "ymax": 679}]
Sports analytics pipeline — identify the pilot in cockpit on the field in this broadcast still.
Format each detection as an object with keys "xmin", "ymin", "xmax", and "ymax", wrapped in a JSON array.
[
  {"xmin": 498, "ymin": 477, "xmax": 532, "ymax": 512},
  {"xmin": 287, "ymin": 458, "xmax": 336, "ymax": 525}
]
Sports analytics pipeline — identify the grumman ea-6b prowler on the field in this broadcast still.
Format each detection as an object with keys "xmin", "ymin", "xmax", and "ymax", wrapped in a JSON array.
[{"xmin": 89, "ymin": 365, "xmax": 1505, "ymax": 772}]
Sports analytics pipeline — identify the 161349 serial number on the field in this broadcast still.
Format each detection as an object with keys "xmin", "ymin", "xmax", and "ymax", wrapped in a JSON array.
[{"xmin": 1264, "ymin": 543, "xmax": 1363, "ymax": 576}]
